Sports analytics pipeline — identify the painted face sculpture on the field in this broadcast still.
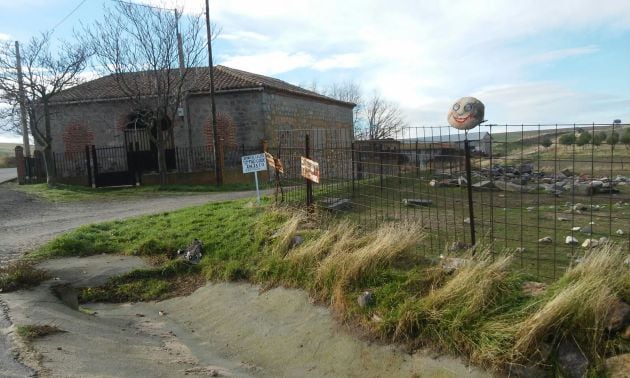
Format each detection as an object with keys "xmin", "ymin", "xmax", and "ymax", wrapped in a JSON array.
[{"xmin": 447, "ymin": 97, "xmax": 485, "ymax": 130}]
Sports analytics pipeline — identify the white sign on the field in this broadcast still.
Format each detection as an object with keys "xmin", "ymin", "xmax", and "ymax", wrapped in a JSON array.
[{"xmin": 241, "ymin": 153, "xmax": 267, "ymax": 174}]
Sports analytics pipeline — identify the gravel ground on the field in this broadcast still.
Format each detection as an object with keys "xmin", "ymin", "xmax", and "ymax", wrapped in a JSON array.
[{"xmin": 0, "ymin": 183, "xmax": 262, "ymax": 377}]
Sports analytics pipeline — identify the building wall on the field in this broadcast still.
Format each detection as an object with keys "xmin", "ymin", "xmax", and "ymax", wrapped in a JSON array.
[
  {"xmin": 262, "ymin": 91, "xmax": 354, "ymax": 147},
  {"xmin": 47, "ymin": 89, "xmax": 353, "ymax": 155}
]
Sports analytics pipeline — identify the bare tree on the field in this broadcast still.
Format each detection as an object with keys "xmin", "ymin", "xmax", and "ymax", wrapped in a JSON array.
[
  {"xmin": 323, "ymin": 80, "xmax": 362, "ymax": 130},
  {"xmin": 0, "ymin": 33, "xmax": 88, "ymax": 184},
  {"xmin": 359, "ymin": 92, "xmax": 407, "ymax": 140},
  {"xmin": 83, "ymin": 2, "xmax": 207, "ymax": 184}
]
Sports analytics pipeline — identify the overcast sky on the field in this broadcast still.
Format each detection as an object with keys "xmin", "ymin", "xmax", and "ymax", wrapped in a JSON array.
[{"xmin": 1, "ymin": 0, "xmax": 629, "ymax": 142}]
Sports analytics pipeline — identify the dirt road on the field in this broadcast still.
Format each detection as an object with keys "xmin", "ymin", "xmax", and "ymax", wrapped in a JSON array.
[
  {"xmin": 0, "ymin": 184, "xmax": 263, "ymax": 377},
  {"xmin": 0, "ymin": 183, "xmax": 263, "ymax": 266}
]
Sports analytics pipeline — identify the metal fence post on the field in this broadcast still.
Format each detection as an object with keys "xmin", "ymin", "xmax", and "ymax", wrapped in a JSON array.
[
  {"xmin": 351, "ymin": 141, "xmax": 356, "ymax": 195},
  {"xmin": 85, "ymin": 145, "xmax": 92, "ymax": 187},
  {"xmin": 464, "ymin": 137, "xmax": 476, "ymax": 249},
  {"xmin": 91, "ymin": 145, "xmax": 98, "ymax": 188},
  {"xmin": 305, "ymin": 133, "xmax": 313, "ymax": 213}
]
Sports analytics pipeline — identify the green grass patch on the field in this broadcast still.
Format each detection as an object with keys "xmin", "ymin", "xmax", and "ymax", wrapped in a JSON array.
[
  {"xmin": 37, "ymin": 199, "xmax": 629, "ymax": 375},
  {"xmin": 15, "ymin": 182, "xmax": 269, "ymax": 202},
  {"xmin": 16, "ymin": 324, "xmax": 64, "ymax": 341},
  {"xmin": 0, "ymin": 261, "xmax": 49, "ymax": 292}
]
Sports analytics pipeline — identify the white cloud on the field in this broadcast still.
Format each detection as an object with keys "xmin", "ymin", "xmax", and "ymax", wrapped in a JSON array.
[
  {"xmin": 530, "ymin": 46, "xmax": 599, "ymax": 63},
  {"xmin": 219, "ymin": 31, "xmax": 269, "ymax": 42},
  {"xmin": 0, "ymin": 33, "xmax": 12, "ymax": 41},
  {"xmin": 137, "ymin": 0, "xmax": 630, "ymax": 124},
  {"xmin": 219, "ymin": 51, "xmax": 314, "ymax": 76}
]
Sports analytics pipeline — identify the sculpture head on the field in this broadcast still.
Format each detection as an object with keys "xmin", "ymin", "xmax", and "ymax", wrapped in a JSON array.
[{"xmin": 447, "ymin": 97, "xmax": 484, "ymax": 130}]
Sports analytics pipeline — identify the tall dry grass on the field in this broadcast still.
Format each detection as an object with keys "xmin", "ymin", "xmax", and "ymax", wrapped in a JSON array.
[{"xmin": 513, "ymin": 244, "xmax": 630, "ymax": 361}]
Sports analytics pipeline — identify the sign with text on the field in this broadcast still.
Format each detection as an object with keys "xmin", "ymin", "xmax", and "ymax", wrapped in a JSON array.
[
  {"xmin": 301, "ymin": 156, "xmax": 320, "ymax": 183},
  {"xmin": 265, "ymin": 152, "xmax": 284, "ymax": 174},
  {"xmin": 241, "ymin": 153, "xmax": 267, "ymax": 174}
]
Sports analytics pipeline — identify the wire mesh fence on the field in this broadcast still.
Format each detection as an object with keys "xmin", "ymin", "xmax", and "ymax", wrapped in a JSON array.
[{"xmin": 269, "ymin": 124, "xmax": 630, "ymax": 281}]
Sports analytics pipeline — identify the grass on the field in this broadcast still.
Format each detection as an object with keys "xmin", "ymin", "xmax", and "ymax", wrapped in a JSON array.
[
  {"xmin": 0, "ymin": 261, "xmax": 50, "ymax": 292},
  {"xmin": 33, "ymin": 194, "xmax": 629, "ymax": 375},
  {"xmin": 16, "ymin": 324, "xmax": 64, "ymax": 342},
  {"xmin": 14, "ymin": 182, "xmax": 269, "ymax": 202}
]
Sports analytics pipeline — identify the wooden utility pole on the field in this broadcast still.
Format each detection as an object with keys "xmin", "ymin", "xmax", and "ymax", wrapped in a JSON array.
[
  {"xmin": 15, "ymin": 41, "xmax": 30, "ymax": 157},
  {"xmin": 205, "ymin": 0, "xmax": 222, "ymax": 185},
  {"xmin": 175, "ymin": 9, "xmax": 193, "ymax": 172}
]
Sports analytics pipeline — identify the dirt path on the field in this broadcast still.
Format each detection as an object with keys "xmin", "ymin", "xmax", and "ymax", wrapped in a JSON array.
[
  {"xmin": 3, "ymin": 255, "xmax": 490, "ymax": 377},
  {"xmin": 0, "ymin": 184, "xmax": 264, "ymax": 377},
  {"xmin": 0, "ymin": 183, "xmax": 264, "ymax": 266}
]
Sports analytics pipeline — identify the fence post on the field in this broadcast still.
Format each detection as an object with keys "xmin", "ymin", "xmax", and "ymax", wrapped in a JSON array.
[
  {"xmin": 305, "ymin": 133, "xmax": 313, "ymax": 213},
  {"xmin": 351, "ymin": 141, "xmax": 356, "ymax": 195},
  {"xmin": 379, "ymin": 143, "xmax": 384, "ymax": 196},
  {"xmin": 15, "ymin": 146, "xmax": 26, "ymax": 184},
  {"xmin": 85, "ymin": 145, "xmax": 92, "ymax": 187},
  {"xmin": 464, "ymin": 138, "xmax": 476, "ymax": 249},
  {"xmin": 91, "ymin": 145, "xmax": 98, "ymax": 188}
]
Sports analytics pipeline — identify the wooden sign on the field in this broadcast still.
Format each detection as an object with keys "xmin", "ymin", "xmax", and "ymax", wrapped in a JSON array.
[
  {"xmin": 265, "ymin": 152, "xmax": 284, "ymax": 174},
  {"xmin": 301, "ymin": 156, "xmax": 320, "ymax": 183}
]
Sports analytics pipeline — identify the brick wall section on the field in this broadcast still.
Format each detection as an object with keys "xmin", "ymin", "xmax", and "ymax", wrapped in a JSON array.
[
  {"xmin": 47, "ymin": 90, "xmax": 353, "ymax": 155},
  {"xmin": 203, "ymin": 112, "xmax": 238, "ymax": 151},
  {"xmin": 62, "ymin": 123, "xmax": 94, "ymax": 158}
]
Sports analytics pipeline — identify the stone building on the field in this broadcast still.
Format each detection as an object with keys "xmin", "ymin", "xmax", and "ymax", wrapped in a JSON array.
[{"xmin": 47, "ymin": 65, "xmax": 354, "ymax": 161}]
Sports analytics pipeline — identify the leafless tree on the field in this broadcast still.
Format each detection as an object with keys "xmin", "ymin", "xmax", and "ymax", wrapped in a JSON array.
[
  {"xmin": 0, "ymin": 33, "xmax": 88, "ymax": 184},
  {"xmin": 82, "ymin": 1, "xmax": 207, "ymax": 184},
  {"xmin": 322, "ymin": 80, "xmax": 362, "ymax": 130},
  {"xmin": 359, "ymin": 92, "xmax": 407, "ymax": 140}
]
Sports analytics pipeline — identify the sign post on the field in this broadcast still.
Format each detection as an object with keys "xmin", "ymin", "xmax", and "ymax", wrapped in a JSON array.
[{"xmin": 241, "ymin": 153, "xmax": 267, "ymax": 205}]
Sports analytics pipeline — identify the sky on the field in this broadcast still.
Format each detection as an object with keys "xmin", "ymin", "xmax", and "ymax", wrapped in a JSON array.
[{"xmin": 1, "ymin": 0, "xmax": 629, "ymax": 143}]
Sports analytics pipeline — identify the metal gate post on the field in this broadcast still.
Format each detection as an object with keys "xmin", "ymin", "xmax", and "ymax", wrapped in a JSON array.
[
  {"xmin": 305, "ymin": 133, "xmax": 313, "ymax": 213},
  {"xmin": 464, "ymin": 138, "xmax": 476, "ymax": 249},
  {"xmin": 85, "ymin": 145, "xmax": 92, "ymax": 187}
]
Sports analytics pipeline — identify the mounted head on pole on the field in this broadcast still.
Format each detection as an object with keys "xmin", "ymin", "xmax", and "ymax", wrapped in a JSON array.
[{"xmin": 447, "ymin": 96, "xmax": 485, "ymax": 131}]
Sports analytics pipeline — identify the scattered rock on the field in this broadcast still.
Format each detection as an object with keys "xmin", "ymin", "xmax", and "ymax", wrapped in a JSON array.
[
  {"xmin": 598, "ymin": 237, "xmax": 609, "ymax": 244},
  {"xmin": 472, "ymin": 180, "xmax": 496, "ymax": 191},
  {"xmin": 616, "ymin": 229, "xmax": 624, "ymax": 236},
  {"xmin": 442, "ymin": 258, "xmax": 469, "ymax": 274},
  {"xmin": 463, "ymin": 217, "xmax": 471, "ymax": 224},
  {"xmin": 514, "ymin": 247, "xmax": 526, "ymax": 253},
  {"xmin": 291, "ymin": 235, "xmax": 304, "ymax": 248},
  {"xmin": 579, "ymin": 225, "xmax": 593, "ymax": 234},
  {"xmin": 572, "ymin": 203, "xmax": 588, "ymax": 212},
  {"xmin": 179, "ymin": 239, "xmax": 203, "ymax": 264},
  {"xmin": 571, "ymin": 226, "xmax": 581, "ymax": 231},
  {"xmin": 522, "ymin": 281, "xmax": 547, "ymax": 296},
  {"xmin": 538, "ymin": 236, "xmax": 553, "ymax": 244},
  {"xmin": 527, "ymin": 207, "xmax": 536, "ymax": 212},
  {"xmin": 448, "ymin": 241, "xmax": 469, "ymax": 252},
  {"xmin": 557, "ymin": 338, "xmax": 589, "ymax": 378},
  {"xmin": 605, "ymin": 353, "xmax": 630, "ymax": 378},
  {"xmin": 565, "ymin": 236, "xmax": 579, "ymax": 245},
  {"xmin": 558, "ymin": 217, "xmax": 569, "ymax": 222},
  {"xmin": 371, "ymin": 313, "xmax": 383, "ymax": 322},
  {"xmin": 357, "ymin": 291, "xmax": 375, "ymax": 308},
  {"xmin": 159, "ymin": 310, "xmax": 166, "ymax": 316},
  {"xmin": 604, "ymin": 299, "xmax": 630, "ymax": 333},
  {"xmin": 581, "ymin": 239, "xmax": 598, "ymax": 249},
  {"xmin": 402, "ymin": 198, "xmax": 432, "ymax": 207},
  {"xmin": 561, "ymin": 168, "xmax": 573, "ymax": 177},
  {"xmin": 320, "ymin": 197, "xmax": 352, "ymax": 211}
]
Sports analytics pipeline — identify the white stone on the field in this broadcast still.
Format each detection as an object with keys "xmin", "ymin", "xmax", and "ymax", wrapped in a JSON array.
[
  {"xmin": 581, "ymin": 239, "xmax": 598, "ymax": 248},
  {"xmin": 565, "ymin": 236, "xmax": 579, "ymax": 245},
  {"xmin": 571, "ymin": 226, "xmax": 581, "ymax": 231},
  {"xmin": 616, "ymin": 229, "xmax": 624, "ymax": 236}
]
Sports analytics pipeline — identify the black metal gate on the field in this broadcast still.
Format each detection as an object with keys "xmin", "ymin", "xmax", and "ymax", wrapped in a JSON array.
[{"xmin": 91, "ymin": 145, "xmax": 135, "ymax": 187}]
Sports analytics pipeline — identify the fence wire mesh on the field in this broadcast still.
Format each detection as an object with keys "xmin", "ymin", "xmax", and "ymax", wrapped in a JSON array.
[{"xmin": 270, "ymin": 124, "xmax": 630, "ymax": 281}]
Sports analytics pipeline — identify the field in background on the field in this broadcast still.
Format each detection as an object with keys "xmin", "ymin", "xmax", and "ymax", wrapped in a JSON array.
[{"xmin": 0, "ymin": 142, "xmax": 19, "ymax": 168}]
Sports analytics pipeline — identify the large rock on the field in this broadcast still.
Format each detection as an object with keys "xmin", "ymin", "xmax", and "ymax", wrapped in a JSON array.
[
  {"xmin": 565, "ymin": 236, "xmax": 579, "ymax": 245},
  {"xmin": 604, "ymin": 299, "xmax": 630, "ymax": 333},
  {"xmin": 538, "ymin": 236, "xmax": 553, "ymax": 244},
  {"xmin": 605, "ymin": 353, "xmax": 630, "ymax": 378},
  {"xmin": 557, "ymin": 338, "xmax": 589, "ymax": 378},
  {"xmin": 472, "ymin": 180, "xmax": 496, "ymax": 191}
]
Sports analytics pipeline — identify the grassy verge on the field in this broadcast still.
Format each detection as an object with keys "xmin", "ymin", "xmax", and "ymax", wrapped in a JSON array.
[
  {"xmin": 36, "ymin": 201, "xmax": 629, "ymax": 375},
  {"xmin": 0, "ymin": 261, "xmax": 50, "ymax": 292},
  {"xmin": 16, "ymin": 325, "xmax": 64, "ymax": 342},
  {"xmin": 14, "ymin": 182, "xmax": 270, "ymax": 202}
]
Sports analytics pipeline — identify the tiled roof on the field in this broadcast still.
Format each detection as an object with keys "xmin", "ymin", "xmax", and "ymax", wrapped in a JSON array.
[{"xmin": 50, "ymin": 65, "xmax": 354, "ymax": 107}]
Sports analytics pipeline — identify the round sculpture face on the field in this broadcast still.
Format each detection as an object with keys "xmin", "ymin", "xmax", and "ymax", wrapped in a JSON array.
[{"xmin": 447, "ymin": 97, "xmax": 484, "ymax": 130}]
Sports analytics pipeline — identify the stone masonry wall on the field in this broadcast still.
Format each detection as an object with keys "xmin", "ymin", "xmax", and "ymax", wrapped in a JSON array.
[{"xmin": 47, "ymin": 90, "xmax": 353, "ymax": 156}]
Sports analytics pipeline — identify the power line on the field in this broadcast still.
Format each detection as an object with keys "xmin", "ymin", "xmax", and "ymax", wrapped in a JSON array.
[
  {"xmin": 51, "ymin": 0, "xmax": 89, "ymax": 33},
  {"xmin": 112, "ymin": 0, "xmax": 175, "ymax": 12}
]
